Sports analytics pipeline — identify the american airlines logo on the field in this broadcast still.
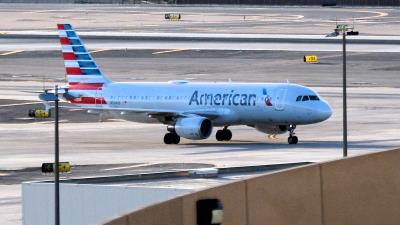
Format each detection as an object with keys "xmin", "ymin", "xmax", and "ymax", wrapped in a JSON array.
[{"xmin": 189, "ymin": 90, "xmax": 257, "ymax": 106}]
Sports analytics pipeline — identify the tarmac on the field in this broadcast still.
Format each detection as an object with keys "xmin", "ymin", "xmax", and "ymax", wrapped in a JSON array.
[
  {"xmin": 0, "ymin": 4, "xmax": 400, "ymax": 225},
  {"xmin": 0, "ymin": 4, "xmax": 399, "ymax": 35}
]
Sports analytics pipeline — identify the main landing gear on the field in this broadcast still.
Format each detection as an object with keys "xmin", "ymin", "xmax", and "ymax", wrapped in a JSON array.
[
  {"xmin": 164, "ymin": 132, "xmax": 180, "ymax": 144},
  {"xmin": 287, "ymin": 124, "xmax": 298, "ymax": 144},
  {"xmin": 216, "ymin": 126, "xmax": 232, "ymax": 141}
]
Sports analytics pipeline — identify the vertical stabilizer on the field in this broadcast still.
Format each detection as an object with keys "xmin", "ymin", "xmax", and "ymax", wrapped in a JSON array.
[{"xmin": 57, "ymin": 24, "xmax": 110, "ymax": 89}]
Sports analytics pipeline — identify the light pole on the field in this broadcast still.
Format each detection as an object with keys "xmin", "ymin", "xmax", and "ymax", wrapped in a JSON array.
[
  {"xmin": 326, "ymin": 24, "xmax": 358, "ymax": 157},
  {"xmin": 38, "ymin": 85, "xmax": 61, "ymax": 225},
  {"xmin": 54, "ymin": 85, "xmax": 60, "ymax": 225}
]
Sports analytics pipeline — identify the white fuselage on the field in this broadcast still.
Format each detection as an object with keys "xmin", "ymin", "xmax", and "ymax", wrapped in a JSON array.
[{"xmin": 70, "ymin": 81, "xmax": 332, "ymax": 127}]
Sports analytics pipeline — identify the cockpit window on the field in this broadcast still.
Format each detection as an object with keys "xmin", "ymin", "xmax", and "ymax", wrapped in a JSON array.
[{"xmin": 297, "ymin": 95, "xmax": 320, "ymax": 102}]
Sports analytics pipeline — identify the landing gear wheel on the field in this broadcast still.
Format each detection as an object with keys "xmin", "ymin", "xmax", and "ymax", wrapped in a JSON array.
[
  {"xmin": 288, "ymin": 136, "xmax": 298, "ymax": 144},
  {"xmin": 216, "ymin": 128, "xmax": 232, "ymax": 141},
  {"xmin": 224, "ymin": 129, "xmax": 232, "ymax": 141},
  {"xmin": 216, "ymin": 130, "xmax": 225, "ymax": 141},
  {"xmin": 164, "ymin": 132, "xmax": 180, "ymax": 144},
  {"xmin": 287, "ymin": 124, "xmax": 298, "ymax": 144},
  {"xmin": 171, "ymin": 133, "xmax": 180, "ymax": 144}
]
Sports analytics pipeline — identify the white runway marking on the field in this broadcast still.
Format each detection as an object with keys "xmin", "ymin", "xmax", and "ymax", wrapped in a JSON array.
[{"xmin": 0, "ymin": 102, "xmax": 41, "ymax": 107}]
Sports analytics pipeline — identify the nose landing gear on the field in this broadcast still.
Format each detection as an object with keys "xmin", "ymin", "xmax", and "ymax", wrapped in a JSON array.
[
  {"xmin": 288, "ymin": 124, "xmax": 298, "ymax": 144},
  {"xmin": 216, "ymin": 126, "xmax": 232, "ymax": 141}
]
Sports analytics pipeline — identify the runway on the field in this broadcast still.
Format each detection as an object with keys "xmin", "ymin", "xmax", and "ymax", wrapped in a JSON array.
[{"xmin": 1, "ymin": 4, "xmax": 400, "ymax": 225}]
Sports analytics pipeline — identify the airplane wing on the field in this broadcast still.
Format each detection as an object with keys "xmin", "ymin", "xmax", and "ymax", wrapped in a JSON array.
[
  {"xmin": 56, "ymin": 105, "xmax": 226, "ymax": 123},
  {"xmin": 35, "ymin": 89, "xmax": 227, "ymax": 122}
]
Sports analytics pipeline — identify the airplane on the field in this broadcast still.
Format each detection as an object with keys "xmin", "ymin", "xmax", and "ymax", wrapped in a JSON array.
[{"xmin": 34, "ymin": 24, "xmax": 332, "ymax": 145}]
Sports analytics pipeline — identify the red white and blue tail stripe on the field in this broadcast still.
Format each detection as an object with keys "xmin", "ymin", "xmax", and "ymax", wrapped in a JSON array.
[
  {"xmin": 58, "ymin": 24, "xmax": 109, "ymax": 105},
  {"xmin": 58, "ymin": 24, "xmax": 110, "ymax": 86}
]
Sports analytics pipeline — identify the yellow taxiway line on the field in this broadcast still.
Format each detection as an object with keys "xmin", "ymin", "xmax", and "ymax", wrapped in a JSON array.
[
  {"xmin": 103, "ymin": 163, "xmax": 151, "ymax": 171},
  {"xmin": 88, "ymin": 49, "xmax": 110, "ymax": 54},
  {"xmin": 152, "ymin": 49, "xmax": 187, "ymax": 55},
  {"xmin": 0, "ymin": 50, "xmax": 24, "ymax": 56}
]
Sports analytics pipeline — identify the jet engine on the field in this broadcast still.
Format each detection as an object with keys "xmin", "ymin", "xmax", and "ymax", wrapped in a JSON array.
[
  {"xmin": 255, "ymin": 124, "xmax": 288, "ymax": 135},
  {"xmin": 174, "ymin": 117, "xmax": 212, "ymax": 140}
]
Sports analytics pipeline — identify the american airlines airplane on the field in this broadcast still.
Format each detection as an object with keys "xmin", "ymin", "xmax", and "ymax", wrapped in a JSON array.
[{"xmin": 41, "ymin": 24, "xmax": 332, "ymax": 145}]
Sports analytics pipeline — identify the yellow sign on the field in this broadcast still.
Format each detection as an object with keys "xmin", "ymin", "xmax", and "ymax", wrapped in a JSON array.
[
  {"xmin": 34, "ymin": 109, "xmax": 50, "ymax": 118},
  {"xmin": 165, "ymin": 13, "xmax": 181, "ymax": 21},
  {"xmin": 304, "ymin": 55, "xmax": 318, "ymax": 63},
  {"xmin": 41, "ymin": 162, "xmax": 71, "ymax": 173},
  {"xmin": 29, "ymin": 109, "xmax": 51, "ymax": 118},
  {"xmin": 59, "ymin": 162, "xmax": 71, "ymax": 173}
]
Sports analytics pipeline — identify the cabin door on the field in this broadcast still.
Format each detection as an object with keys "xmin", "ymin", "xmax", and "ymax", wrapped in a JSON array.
[{"xmin": 274, "ymin": 88, "xmax": 287, "ymax": 111}]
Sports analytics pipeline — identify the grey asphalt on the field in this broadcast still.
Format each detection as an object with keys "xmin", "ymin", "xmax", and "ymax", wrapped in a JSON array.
[
  {"xmin": 0, "ymin": 4, "xmax": 399, "ymax": 35},
  {"xmin": 2, "ymin": 48, "xmax": 400, "ymax": 224},
  {"xmin": 0, "ymin": 50, "xmax": 399, "ymax": 88}
]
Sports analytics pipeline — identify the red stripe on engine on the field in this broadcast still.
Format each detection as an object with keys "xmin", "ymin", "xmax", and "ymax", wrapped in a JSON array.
[
  {"xmin": 69, "ymin": 83, "xmax": 104, "ymax": 90},
  {"xmin": 57, "ymin": 24, "xmax": 65, "ymax": 30},
  {"xmin": 66, "ymin": 67, "xmax": 82, "ymax": 75},
  {"xmin": 60, "ymin": 37, "xmax": 70, "ymax": 45},
  {"xmin": 66, "ymin": 97, "xmax": 107, "ymax": 104},
  {"xmin": 63, "ymin": 53, "xmax": 76, "ymax": 60}
]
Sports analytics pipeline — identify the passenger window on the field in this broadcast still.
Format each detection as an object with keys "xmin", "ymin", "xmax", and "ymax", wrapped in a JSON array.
[
  {"xmin": 296, "ymin": 96, "xmax": 302, "ymax": 101},
  {"xmin": 302, "ymin": 96, "xmax": 309, "ymax": 101},
  {"xmin": 309, "ymin": 95, "xmax": 320, "ymax": 101}
]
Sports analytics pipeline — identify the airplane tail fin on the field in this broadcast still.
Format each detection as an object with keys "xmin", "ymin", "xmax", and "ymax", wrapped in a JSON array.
[{"xmin": 57, "ymin": 24, "xmax": 110, "ymax": 90}]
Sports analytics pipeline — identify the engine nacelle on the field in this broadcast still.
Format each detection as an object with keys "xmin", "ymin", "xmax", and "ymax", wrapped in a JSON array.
[
  {"xmin": 174, "ymin": 117, "xmax": 213, "ymax": 140},
  {"xmin": 255, "ymin": 124, "xmax": 288, "ymax": 135}
]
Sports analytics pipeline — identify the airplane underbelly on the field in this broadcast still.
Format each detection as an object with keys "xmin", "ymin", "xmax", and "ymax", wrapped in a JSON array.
[{"xmin": 119, "ymin": 113, "xmax": 159, "ymax": 123}]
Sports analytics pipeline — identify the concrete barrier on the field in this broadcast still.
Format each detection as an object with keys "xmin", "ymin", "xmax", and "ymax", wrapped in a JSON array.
[
  {"xmin": 321, "ymin": 149, "xmax": 400, "ymax": 225},
  {"xmin": 247, "ymin": 164, "xmax": 322, "ymax": 225},
  {"xmin": 101, "ymin": 148, "xmax": 400, "ymax": 225}
]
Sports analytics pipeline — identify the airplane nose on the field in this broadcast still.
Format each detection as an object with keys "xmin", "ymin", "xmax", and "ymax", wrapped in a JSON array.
[{"xmin": 318, "ymin": 101, "xmax": 332, "ymax": 121}]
